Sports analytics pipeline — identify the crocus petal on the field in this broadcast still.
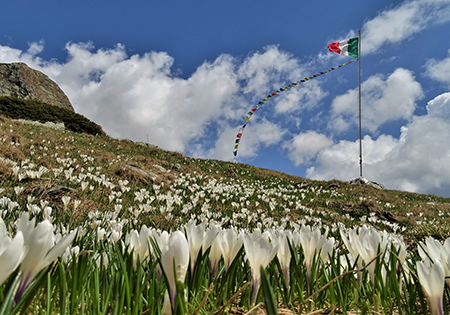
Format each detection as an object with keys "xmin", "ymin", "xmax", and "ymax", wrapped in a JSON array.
[
  {"xmin": 160, "ymin": 230, "xmax": 189, "ymax": 307},
  {"xmin": 19, "ymin": 220, "xmax": 54, "ymax": 283},
  {"xmin": 217, "ymin": 228, "xmax": 243, "ymax": 271},
  {"xmin": 0, "ymin": 231, "xmax": 26, "ymax": 285},
  {"xmin": 417, "ymin": 258, "xmax": 445, "ymax": 315},
  {"xmin": 40, "ymin": 228, "xmax": 77, "ymax": 269}
]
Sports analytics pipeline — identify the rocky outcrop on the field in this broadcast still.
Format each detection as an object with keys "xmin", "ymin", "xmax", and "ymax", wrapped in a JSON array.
[
  {"xmin": 0, "ymin": 62, "xmax": 74, "ymax": 111},
  {"xmin": 348, "ymin": 177, "xmax": 385, "ymax": 190}
]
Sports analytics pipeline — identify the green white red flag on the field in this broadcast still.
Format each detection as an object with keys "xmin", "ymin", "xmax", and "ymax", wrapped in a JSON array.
[{"xmin": 328, "ymin": 37, "xmax": 359, "ymax": 58}]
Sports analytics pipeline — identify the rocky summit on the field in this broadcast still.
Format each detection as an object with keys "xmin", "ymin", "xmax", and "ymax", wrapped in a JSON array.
[{"xmin": 0, "ymin": 62, "xmax": 74, "ymax": 111}]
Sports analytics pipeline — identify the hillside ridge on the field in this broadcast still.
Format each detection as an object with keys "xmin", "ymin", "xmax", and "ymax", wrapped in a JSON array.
[{"xmin": 0, "ymin": 62, "xmax": 74, "ymax": 111}]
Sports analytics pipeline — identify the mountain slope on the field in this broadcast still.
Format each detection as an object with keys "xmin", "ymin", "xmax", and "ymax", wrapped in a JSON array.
[{"xmin": 1, "ymin": 111, "xmax": 449, "ymax": 244}]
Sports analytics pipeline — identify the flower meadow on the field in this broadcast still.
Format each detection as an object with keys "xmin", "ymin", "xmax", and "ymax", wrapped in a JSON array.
[{"xmin": 1, "ymin": 116, "xmax": 450, "ymax": 314}]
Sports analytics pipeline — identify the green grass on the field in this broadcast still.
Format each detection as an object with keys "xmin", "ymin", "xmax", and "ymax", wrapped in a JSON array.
[
  {"xmin": 0, "ymin": 96, "xmax": 104, "ymax": 136},
  {"xmin": 1, "ymin": 112, "xmax": 450, "ymax": 314}
]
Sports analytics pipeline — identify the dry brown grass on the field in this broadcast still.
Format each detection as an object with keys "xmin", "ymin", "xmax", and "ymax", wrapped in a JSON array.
[
  {"xmin": 0, "ymin": 162, "xmax": 11, "ymax": 181},
  {"xmin": 0, "ymin": 143, "xmax": 26, "ymax": 161}
]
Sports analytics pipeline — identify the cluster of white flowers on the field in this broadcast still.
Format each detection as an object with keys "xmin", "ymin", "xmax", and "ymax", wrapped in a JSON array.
[
  {"xmin": 0, "ymin": 213, "xmax": 77, "ymax": 299},
  {"xmin": 2, "ymin": 121, "xmax": 450, "ymax": 313},
  {"xmin": 416, "ymin": 237, "xmax": 450, "ymax": 315}
]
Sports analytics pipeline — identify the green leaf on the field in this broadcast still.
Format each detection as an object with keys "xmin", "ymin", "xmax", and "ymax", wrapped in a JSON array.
[
  {"xmin": 260, "ymin": 266, "xmax": 278, "ymax": 315},
  {"xmin": 0, "ymin": 273, "xmax": 21, "ymax": 315}
]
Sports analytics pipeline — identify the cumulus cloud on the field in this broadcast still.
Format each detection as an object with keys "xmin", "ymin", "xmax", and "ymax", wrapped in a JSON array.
[
  {"xmin": 274, "ymin": 80, "xmax": 326, "ymax": 114},
  {"xmin": 192, "ymin": 118, "xmax": 287, "ymax": 162},
  {"xmin": 0, "ymin": 42, "xmax": 304, "ymax": 157},
  {"xmin": 330, "ymin": 68, "xmax": 423, "ymax": 133},
  {"xmin": 362, "ymin": 0, "xmax": 450, "ymax": 54},
  {"xmin": 283, "ymin": 131, "xmax": 333, "ymax": 166},
  {"xmin": 237, "ymin": 45, "xmax": 301, "ymax": 96},
  {"xmin": 426, "ymin": 92, "xmax": 450, "ymax": 119},
  {"xmin": 305, "ymin": 93, "xmax": 450, "ymax": 196},
  {"xmin": 231, "ymin": 119, "xmax": 287, "ymax": 159},
  {"xmin": 305, "ymin": 134, "xmax": 399, "ymax": 180},
  {"xmin": 237, "ymin": 46, "xmax": 328, "ymax": 115},
  {"xmin": 51, "ymin": 47, "xmax": 239, "ymax": 152},
  {"xmin": 425, "ymin": 49, "xmax": 450, "ymax": 88}
]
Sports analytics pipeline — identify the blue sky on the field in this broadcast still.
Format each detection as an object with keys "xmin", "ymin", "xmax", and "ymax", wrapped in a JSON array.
[{"xmin": 1, "ymin": 0, "xmax": 450, "ymax": 197}]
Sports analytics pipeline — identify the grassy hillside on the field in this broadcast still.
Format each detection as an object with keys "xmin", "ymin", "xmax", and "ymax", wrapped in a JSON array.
[
  {"xmin": 1, "ymin": 113, "xmax": 449, "ymax": 242},
  {"xmin": 1, "ymin": 111, "xmax": 450, "ymax": 314}
]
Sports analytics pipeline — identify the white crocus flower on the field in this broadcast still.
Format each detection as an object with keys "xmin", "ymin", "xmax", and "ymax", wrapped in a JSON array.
[
  {"xmin": 73, "ymin": 200, "xmax": 81, "ymax": 211},
  {"xmin": 14, "ymin": 186, "xmax": 24, "ymax": 196},
  {"xmin": 417, "ymin": 258, "xmax": 445, "ymax": 315},
  {"xmin": 419, "ymin": 236, "xmax": 450, "ymax": 288},
  {"xmin": 81, "ymin": 181, "xmax": 89, "ymax": 191},
  {"xmin": 244, "ymin": 229, "xmax": 278, "ymax": 305},
  {"xmin": 0, "ymin": 219, "xmax": 26, "ymax": 286},
  {"xmin": 151, "ymin": 230, "xmax": 170, "ymax": 280},
  {"xmin": 61, "ymin": 245, "xmax": 80, "ymax": 264},
  {"xmin": 97, "ymin": 227, "xmax": 107, "ymax": 242},
  {"xmin": 353, "ymin": 226, "xmax": 387, "ymax": 286},
  {"xmin": 125, "ymin": 225, "xmax": 152, "ymax": 268},
  {"xmin": 114, "ymin": 204, "xmax": 122, "ymax": 213},
  {"xmin": 389, "ymin": 234, "xmax": 408, "ymax": 290},
  {"xmin": 217, "ymin": 227, "xmax": 244, "ymax": 271},
  {"xmin": 15, "ymin": 213, "xmax": 77, "ymax": 300},
  {"xmin": 110, "ymin": 228, "xmax": 122, "ymax": 243},
  {"xmin": 160, "ymin": 230, "xmax": 189, "ymax": 314},
  {"xmin": 340, "ymin": 227, "xmax": 362, "ymax": 269},
  {"xmin": 209, "ymin": 232, "xmax": 222, "ymax": 276},
  {"xmin": 61, "ymin": 196, "xmax": 71, "ymax": 211},
  {"xmin": 441, "ymin": 239, "xmax": 450, "ymax": 287},
  {"xmin": 202, "ymin": 224, "xmax": 219, "ymax": 253},
  {"xmin": 276, "ymin": 230, "xmax": 292, "ymax": 290},
  {"xmin": 419, "ymin": 236, "xmax": 443, "ymax": 262},
  {"xmin": 184, "ymin": 220, "xmax": 206, "ymax": 274},
  {"xmin": 43, "ymin": 206, "xmax": 53, "ymax": 221},
  {"xmin": 297, "ymin": 226, "xmax": 334, "ymax": 285}
]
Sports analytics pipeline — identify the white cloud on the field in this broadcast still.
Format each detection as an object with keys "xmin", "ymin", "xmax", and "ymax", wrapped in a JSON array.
[
  {"xmin": 330, "ymin": 68, "xmax": 423, "ymax": 133},
  {"xmin": 426, "ymin": 92, "xmax": 450, "ymax": 119},
  {"xmin": 305, "ymin": 134, "xmax": 399, "ymax": 179},
  {"xmin": 425, "ymin": 49, "xmax": 450, "ymax": 88},
  {"xmin": 234, "ymin": 45, "xmax": 329, "ymax": 117},
  {"xmin": 1, "ymin": 42, "xmax": 303, "ymax": 157},
  {"xmin": 283, "ymin": 131, "xmax": 333, "ymax": 166},
  {"xmin": 75, "ymin": 52, "xmax": 240, "ymax": 151},
  {"xmin": 233, "ymin": 119, "xmax": 286, "ymax": 159},
  {"xmin": 306, "ymin": 93, "xmax": 450, "ymax": 196},
  {"xmin": 362, "ymin": 0, "xmax": 450, "ymax": 54},
  {"xmin": 274, "ymin": 81, "xmax": 326, "ymax": 114},
  {"xmin": 196, "ymin": 119, "xmax": 287, "ymax": 162},
  {"xmin": 0, "ymin": 42, "xmax": 240, "ymax": 151},
  {"xmin": 237, "ymin": 45, "xmax": 302, "ymax": 96}
]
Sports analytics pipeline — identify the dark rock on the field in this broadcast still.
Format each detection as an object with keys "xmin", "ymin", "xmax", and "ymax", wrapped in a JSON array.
[
  {"xmin": 328, "ymin": 182, "xmax": 340, "ymax": 189},
  {"xmin": 0, "ymin": 62, "xmax": 74, "ymax": 111},
  {"xmin": 376, "ymin": 209, "xmax": 398, "ymax": 223},
  {"xmin": 172, "ymin": 163, "xmax": 184, "ymax": 172}
]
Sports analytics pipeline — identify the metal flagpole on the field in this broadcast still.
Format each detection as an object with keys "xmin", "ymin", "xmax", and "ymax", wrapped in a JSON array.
[{"xmin": 358, "ymin": 29, "xmax": 363, "ymax": 177}]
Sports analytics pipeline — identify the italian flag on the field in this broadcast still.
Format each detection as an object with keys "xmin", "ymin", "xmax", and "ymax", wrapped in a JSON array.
[{"xmin": 328, "ymin": 37, "xmax": 359, "ymax": 58}]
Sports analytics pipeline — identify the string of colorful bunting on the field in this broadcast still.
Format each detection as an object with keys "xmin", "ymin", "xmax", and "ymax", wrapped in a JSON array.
[{"xmin": 233, "ymin": 60, "xmax": 357, "ymax": 161}]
